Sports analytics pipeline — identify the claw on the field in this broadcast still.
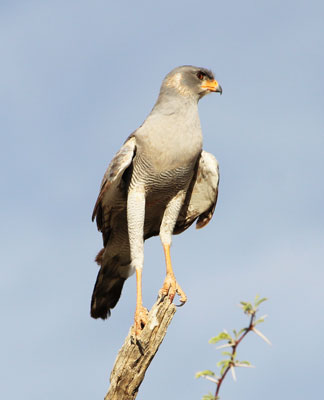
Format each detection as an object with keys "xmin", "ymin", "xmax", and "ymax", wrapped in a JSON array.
[
  {"xmin": 160, "ymin": 243, "xmax": 187, "ymax": 306},
  {"xmin": 157, "ymin": 292, "xmax": 167, "ymax": 304},
  {"xmin": 159, "ymin": 273, "xmax": 187, "ymax": 306},
  {"xmin": 175, "ymin": 281, "xmax": 187, "ymax": 304},
  {"xmin": 176, "ymin": 300, "xmax": 187, "ymax": 307}
]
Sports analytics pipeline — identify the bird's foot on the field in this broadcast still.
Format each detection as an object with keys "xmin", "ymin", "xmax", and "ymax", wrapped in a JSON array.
[
  {"xmin": 159, "ymin": 273, "xmax": 187, "ymax": 306},
  {"xmin": 133, "ymin": 304, "xmax": 149, "ymax": 337}
]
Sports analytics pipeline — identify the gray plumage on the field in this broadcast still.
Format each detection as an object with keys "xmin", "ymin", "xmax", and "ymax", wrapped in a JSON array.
[{"xmin": 91, "ymin": 65, "xmax": 221, "ymax": 320}]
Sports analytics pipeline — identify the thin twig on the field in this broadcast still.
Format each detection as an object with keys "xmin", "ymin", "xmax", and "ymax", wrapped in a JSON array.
[{"xmin": 214, "ymin": 313, "xmax": 255, "ymax": 399}]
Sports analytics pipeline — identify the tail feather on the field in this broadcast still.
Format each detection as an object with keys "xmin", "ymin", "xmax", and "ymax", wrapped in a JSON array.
[{"xmin": 90, "ymin": 251, "xmax": 127, "ymax": 319}]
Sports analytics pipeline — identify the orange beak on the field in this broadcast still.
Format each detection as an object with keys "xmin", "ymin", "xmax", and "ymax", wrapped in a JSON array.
[{"xmin": 201, "ymin": 79, "xmax": 222, "ymax": 94}]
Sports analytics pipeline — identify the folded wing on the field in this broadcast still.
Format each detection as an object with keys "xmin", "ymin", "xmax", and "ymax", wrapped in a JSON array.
[
  {"xmin": 174, "ymin": 151, "xmax": 219, "ymax": 234},
  {"xmin": 92, "ymin": 136, "xmax": 136, "ymax": 245}
]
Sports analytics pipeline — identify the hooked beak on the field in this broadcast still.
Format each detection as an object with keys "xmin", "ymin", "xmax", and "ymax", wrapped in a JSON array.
[{"xmin": 201, "ymin": 79, "xmax": 222, "ymax": 94}]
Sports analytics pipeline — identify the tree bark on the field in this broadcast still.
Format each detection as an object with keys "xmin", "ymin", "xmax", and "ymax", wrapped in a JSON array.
[{"xmin": 105, "ymin": 295, "xmax": 176, "ymax": 400}]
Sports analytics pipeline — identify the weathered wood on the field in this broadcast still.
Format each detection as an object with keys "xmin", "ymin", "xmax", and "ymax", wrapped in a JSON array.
[{"xmin": 105, "ymin": 295, "xmax": 176, "ymax": 400}]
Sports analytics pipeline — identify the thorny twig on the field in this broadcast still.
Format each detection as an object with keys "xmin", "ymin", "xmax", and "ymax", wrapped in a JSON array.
[
  {"xmin": 214, "ymin": 311, "xmax": 255, "ymax": 399},
  {"xmin": 196, "ymin": 296, "xmax": 270, "ymax": 400}
]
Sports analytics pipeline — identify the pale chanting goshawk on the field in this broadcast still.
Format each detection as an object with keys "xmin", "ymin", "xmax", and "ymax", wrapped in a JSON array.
[{"xmin": 91, "ymin": 65, "xmax": 222, "ymax": 334}]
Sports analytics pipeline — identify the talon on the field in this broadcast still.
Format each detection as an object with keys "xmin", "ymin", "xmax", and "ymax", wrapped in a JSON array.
[
  {"xmin": 175, "ymin": 281, "xmax": 187, "ymax": 305},
  {"xmin": 159, "ymin": 273, "xmax": 187, "ymax": 305},
  {"xmin": 160, "ymin": 244, "xmax": 187, "ymax": 306},
  {"xmin": 157, "ymin": 292, "xmax": 166, "ymax": 304}
]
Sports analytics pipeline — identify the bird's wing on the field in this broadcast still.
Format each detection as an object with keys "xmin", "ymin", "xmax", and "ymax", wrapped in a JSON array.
[
  {"xmin": 92, "ymin": 136, "xmax": 136, "ymax": 243},
  {"xmin": 174, "ymin": 151, "xmax": 219, "ymax": 234}
]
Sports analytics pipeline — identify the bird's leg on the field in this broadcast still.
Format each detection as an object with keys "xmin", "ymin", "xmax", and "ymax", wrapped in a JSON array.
[
  {"xmin": 127, "ymin": 186, "xmax": 148, "ymax": 336},
  {"xmin": 160, "ymin": 243, "xmax": 187, "ymax": 304},
  {"xmin": 159, "ymin": 191, "xmax": 187, "ymax": 305},
  {"xmin": 134, "ymin": 268, "xmax": 148, "ymax": 334}
]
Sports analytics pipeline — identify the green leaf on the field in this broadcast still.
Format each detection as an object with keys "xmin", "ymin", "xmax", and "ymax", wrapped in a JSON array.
[
  {"xmin": 238, "ymin": 360, "xmax": 251, "ymax": 365},
  {"xmin": 235, "ymin": 360, "xmax": 255, "ymax": 368},
  {"xmin": 221, "ymin": 351, "xmax": 233, "ymax": 357},
  {"xmin": 255, "ymin": 297, "xmax": 268, "ymax": 307},
  {"xmin": 209, "ymin": 331, "xmax": 232, "ymax": 344},
  {"xmin": 255, "ymin": 297, "xmax": 268, "ymax": 306},
  {"xmin": 240, "ymin": 301, "xmax": 254, "ymax": 314},
  {"xmin": 217, "ymin": 359, "xmax": 230, "ymax": 368},
  {"xmin": 195, "ymin": 370, "xmax": 216, "ymax": 379},
  {"xmin": 202, "ymin": 393, "xmax": 216, "ymax": 400}
]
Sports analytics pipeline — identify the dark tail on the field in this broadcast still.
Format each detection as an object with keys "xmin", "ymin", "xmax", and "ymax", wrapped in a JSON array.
[{"xmin": 90, "ymin": 250, "xmax": 126, "ymax": 319}]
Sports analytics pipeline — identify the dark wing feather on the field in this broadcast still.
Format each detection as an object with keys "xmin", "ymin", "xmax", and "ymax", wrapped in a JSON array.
[
  {"xmin": 174, "ymin": 151, "xmax": 219, "ymax": 234},
  {"xmin": 92, "ymin": 136, "xmax": 136, "ymax": 242},
  {"xmin": 90, "ymin": 137, "xmax": 136, "ymax": 319}
]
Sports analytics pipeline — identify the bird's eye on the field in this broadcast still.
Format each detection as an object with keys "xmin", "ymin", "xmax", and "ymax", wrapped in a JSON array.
[{"xmin": 197, "ymin": 72, "xmax": 205, "ymax": 80}]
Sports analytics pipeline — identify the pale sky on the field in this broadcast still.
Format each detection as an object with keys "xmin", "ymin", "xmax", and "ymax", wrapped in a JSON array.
[{"xmin": 1, "ymin": 1, "xmax": 323, "ymax": 399}]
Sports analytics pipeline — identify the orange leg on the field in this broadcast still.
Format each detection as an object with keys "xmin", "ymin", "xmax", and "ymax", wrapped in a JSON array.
[
  {"xmin": 134, "ymin": 268, "xmax": 148, "ymax": 336},
  {"xmin": 159, "ymin": 244, "xmax": 187, "ymax": 305}
]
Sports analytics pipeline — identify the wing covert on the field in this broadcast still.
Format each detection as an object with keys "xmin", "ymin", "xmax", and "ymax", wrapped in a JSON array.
[
  {"xmin": 92, "ymin": 136, "xmax": 136, "ymax": 234},
  {"xmin": 174, "ymin": 151, "xmax": 219, "ymax": 234}
]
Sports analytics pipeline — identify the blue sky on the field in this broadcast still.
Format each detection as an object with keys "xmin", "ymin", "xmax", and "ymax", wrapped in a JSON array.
[{"xmin": 1, "ymin": 1, "xmax": 323, "ymax": 399}]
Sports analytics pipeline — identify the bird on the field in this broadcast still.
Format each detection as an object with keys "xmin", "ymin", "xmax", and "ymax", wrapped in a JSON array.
[{"xmin": 91, "ymin": 65, "xmax": 222, "ymax": 334}]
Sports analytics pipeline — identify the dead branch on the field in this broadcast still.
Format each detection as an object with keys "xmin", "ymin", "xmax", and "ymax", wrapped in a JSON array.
[{"xmin": 105, "ymin": 295, "xmax": 176, "ymax": 400}]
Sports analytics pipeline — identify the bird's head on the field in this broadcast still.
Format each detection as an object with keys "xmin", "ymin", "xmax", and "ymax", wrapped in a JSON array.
[{"xmin": 161, "ymin": 65, "xmax": 222, "ymax": 101}]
